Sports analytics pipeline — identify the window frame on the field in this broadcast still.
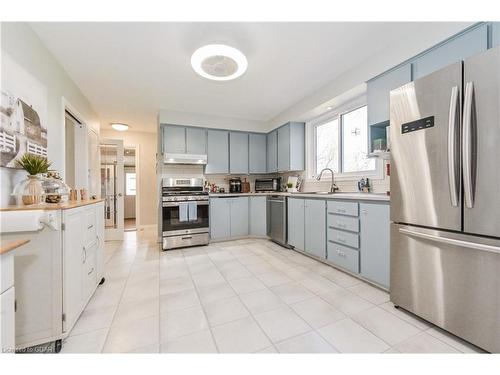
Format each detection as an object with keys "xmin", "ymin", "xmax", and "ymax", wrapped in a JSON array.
[{"xmin": 306, "ymin": 98, "xmax": 383, "ymax": 182}]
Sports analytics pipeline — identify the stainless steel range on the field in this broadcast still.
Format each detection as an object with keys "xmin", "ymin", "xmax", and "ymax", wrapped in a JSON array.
[{"xmin": 161, "ymin": 178, "xmax": 209, "ymax": 250}]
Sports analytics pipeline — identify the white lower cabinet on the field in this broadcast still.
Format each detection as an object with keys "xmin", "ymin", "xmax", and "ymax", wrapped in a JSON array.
[
  {"xmin": 0, "ymin": 286, "xmax": 15, "ymax": 353},
  {"xmin": 62, "ymin": 203, "xmax": 104, "ymax": 333}
]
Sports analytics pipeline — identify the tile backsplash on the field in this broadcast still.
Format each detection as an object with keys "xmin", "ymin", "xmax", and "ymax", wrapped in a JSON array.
[{"xmin": 158, "ymin": 160, "xmax": 390, "ymax": 194}]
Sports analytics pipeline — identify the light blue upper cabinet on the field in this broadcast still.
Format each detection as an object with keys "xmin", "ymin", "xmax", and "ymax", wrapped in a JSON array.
[
  {"xmin": 210, "ymin": 198, "xmax": 231, "ymax": 239},
  {"xmin": 249, "ymin": 196, "xmax": 267, "ymax": 237},
  {"xmin": 287, "ymin": 198, "xmax": 305, "ymax": 251},
  {"xmin": 205, "ymin": 130, "xmax": 229, "ymax": 174},
  {"xmin": 367, "ymin": 63, "xmax": 412, "ymax": 126},
  {"xmin": 229, "ymin": 132, "xmax": 249, "ymax": 174},
  {"xmin": 413, "ymin": 24, "xmax": 488, "ymax": 80},
  {"xmin": 248, "ymin": 133, "xmax": 267, "ymax": 174},
  {"xmin": 162, "ymin": 125, "xmax": 186, "ymax": 154},
  {"xmin": 230, "ymin": 197, "xmax": 249, "ymax": 237},
  {"xmin": 266, "ymin": 130, "xmax": 278, "ymax": 173},
  {"xmin": 277, "ymin": 122, "xmax": 305, "ymax": 172},
  {"xmin": 277, "ymin": 125, "xmax": 290, "ymax": 172},
  {"xmin": 304, "ymin": 199, "xmax": 326, "ymax": 259},
  {"xmin": 492, "ymin": 22, "xmax": 500, "ymax": 48},
  {"xmin": 360, "ymin": 202, "xmax": 390, "ymax": 288},
  {"xmin": 186, "ymin": 127, "xmax": 207, "ymax": 154}
]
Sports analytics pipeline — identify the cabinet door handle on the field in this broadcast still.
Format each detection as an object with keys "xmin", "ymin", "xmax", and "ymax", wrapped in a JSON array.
[
  {"xmin": 88, "ymin": 267, "xmax": 94, "ymax": 275},
  {"xmin": 337, "ymin": 208, "xmax": 346, "ymax": 213},
  {"xmin": 83, "ymin": 247, "xmax": 87, "ymax": 263},
  {"xmin": 87, "ymin": 224, "xmax": 94, "ymax": 229},
  {"xmin": 182, "ymin": 236, "xmax": 193, "ymax": 240}
]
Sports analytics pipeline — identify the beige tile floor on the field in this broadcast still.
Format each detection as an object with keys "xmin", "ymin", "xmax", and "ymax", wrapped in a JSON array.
[{"xmin": 61, "ymin": 228, "xmax": 485, "ymax": 353}]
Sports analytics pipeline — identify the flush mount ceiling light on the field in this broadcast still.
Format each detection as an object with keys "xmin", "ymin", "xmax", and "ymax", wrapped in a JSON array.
[
  {"xmin": 191, "ymin": 44, "xmax": 248, "ymax": 81},
  {"xmin": 111, "ymin": 123, "xmax": 130, "ymax": 131}
]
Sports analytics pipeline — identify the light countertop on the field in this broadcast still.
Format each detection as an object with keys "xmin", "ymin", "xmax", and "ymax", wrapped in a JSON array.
[
  {"xmin": 208, "ymin": 191, "xmax": 390, "ymax": 202},
  {"xmin": 0, "ymin": 239, "xmax": 30, "ymax": 255},
  {"xmin": 0, "ymin": 199, "xmax": 105, "ymax": 212}
]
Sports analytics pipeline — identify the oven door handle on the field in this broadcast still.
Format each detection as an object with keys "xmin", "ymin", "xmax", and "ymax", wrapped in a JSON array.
[{"xmin": 163, "ymin": 200, "xmax": 209, "ymax": 207}]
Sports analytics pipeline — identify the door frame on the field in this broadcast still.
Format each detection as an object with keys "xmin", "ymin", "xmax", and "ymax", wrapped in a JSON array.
[
  {"xmin": 123, "ymin": 144, "xmax": 140, "ymax": 230},
  {"xmin": 101, "ymin": 138, "xmax": 124, "ymax": 240}
]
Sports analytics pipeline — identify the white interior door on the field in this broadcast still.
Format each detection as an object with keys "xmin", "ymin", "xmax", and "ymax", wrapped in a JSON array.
[{"xmin": 100, "ymin": 139, "xmax": 124, "ymax": 240}]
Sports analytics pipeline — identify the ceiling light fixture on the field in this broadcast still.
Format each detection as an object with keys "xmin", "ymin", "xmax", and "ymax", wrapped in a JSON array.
[
  {"xmin": 191, "ymin": 44, "xmax": 248, "ymax": 81},
  {"xmin": 111, "ymin": 123, "xmax": 129, "ymax": 131}
]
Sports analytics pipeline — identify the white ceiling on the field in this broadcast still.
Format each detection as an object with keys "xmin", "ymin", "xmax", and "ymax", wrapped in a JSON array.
[{"xmin": 30, "ymin": 22, "xmax": 466, "ymax": 133}]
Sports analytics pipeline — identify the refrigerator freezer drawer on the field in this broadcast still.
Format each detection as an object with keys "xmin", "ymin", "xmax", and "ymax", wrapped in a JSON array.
[{"xmin": 390, "ymin": 224, "xmax": 500, "ymax": 353}]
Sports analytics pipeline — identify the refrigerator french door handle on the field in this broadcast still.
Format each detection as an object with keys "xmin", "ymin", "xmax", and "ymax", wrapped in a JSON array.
[
  {"xmin": 399, "ymin": 227, "xmax": 500, "ymax": 255},
  {"xmin": 447, "ymin": 85, "xmax": 460, "ymax": 207},
  {"xmin": 463, "ymin": 81, "xmax": 474, "ymax": 209}
]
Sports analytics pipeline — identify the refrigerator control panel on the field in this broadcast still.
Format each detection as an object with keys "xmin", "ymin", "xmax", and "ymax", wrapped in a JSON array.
[{"xmin": 402, "ymin": 116, "xmax": 434, "ymax": 134}]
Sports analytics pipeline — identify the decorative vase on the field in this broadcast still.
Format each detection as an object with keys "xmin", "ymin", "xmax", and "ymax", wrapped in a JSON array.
[{"xmin": 12, "ymin": 174, "xmax": 45, "ymax": 205}]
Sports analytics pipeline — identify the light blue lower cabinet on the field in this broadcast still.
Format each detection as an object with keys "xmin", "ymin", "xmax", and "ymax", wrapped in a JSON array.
[
  {"xmin": 210, "ymin": 198, "xmax": 231, "ymax": 239},
  {"xmin": 287, "ymin": 198, "xmax": 305, "ymax": 250},
  {"xmin": 230, "ymin": 197, "xmax": 249, "ymax": 237},
  {"xmin": 328, "ymin": 228, "xmax": 359, "ymax": 249},
  {"xmin": 360, "ymin": 202, "xmax": 390, "ymax": 288},
  {"xmin": 304, "ymin": 199, "xmax": 326, "ymax": 259},
  {"xmin": 327, "ymin": 241, "xmax": 360, "ymax": 274},
  {"xmin": 249, "ymin": 196, "xmax": 267, "ymax": 237}
]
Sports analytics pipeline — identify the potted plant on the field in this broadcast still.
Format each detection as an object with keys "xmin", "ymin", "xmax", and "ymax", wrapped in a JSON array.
[
  {"xmin": 13, "ymin": 153, "xmax": 52, "ymax": 205},
  {"xmin": 287, "ymin": 182, "xmax": 294, "ymax": 191}
]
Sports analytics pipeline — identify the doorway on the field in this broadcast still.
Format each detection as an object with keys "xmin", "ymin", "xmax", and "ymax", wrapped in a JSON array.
[
  {"xmin": 100, "ymin": 138, "xmax": 124, "ymax": 240},
  {"xmin": 124, "ymin": 147, "xmax": 137, "ymax": 231}
]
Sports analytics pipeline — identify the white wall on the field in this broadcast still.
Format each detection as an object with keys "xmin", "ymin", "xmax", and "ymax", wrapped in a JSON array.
[
  {"xmin": 101, "ymin": 129, "xmax": 157, "ymax": 227},
  {"xmin": 158, "ymin": 109, "xmax": 267, "ymax": 133},
  {"xmin": 267, "ymin": 22, "xmax": 474, "ymax": 129},
  {"xmin": 0, "ymin": 22, "xmax": 100, "ymax": 206}
]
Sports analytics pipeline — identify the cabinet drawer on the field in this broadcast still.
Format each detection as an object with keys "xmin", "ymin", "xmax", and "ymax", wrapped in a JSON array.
[
  {"xmin": 327, "ymin": 214, "xmax": 359, "ymax": 233},
  {"xmin": 327, "ymin": 242, "xmax": 359, "ymax": 274},
  {"xmin": 328, "ymin": 228, "xmax": 359, "ymax": 249},
  {"xmin": 327, "ymin": 201, "xmax": 359, "ymax": 217},
  {"xmin": 85, "ymin": 208, "xmax": 97, "ymax": 246}
]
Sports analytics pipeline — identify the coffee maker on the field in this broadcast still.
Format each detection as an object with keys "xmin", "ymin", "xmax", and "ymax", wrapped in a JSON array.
[{"xmin": 229, "ymin": 178, "xmax": 242, "ymax": 193}]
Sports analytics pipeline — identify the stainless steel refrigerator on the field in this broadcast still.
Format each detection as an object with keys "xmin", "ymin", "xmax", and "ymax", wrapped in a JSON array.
[{"xmin": 390, "ymin": 46, "xmax": 500, "ymax": 353}]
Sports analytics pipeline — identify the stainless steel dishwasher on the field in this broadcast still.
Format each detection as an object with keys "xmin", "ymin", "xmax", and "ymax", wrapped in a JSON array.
[{"xmin": 267, "ymin": 195, "xmax": 287, "ymax": 246}]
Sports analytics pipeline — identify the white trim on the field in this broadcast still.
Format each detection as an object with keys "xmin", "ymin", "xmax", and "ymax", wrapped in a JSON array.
[{"xmin": 305, "ymin": 97, "xmax": 383, "ymax": 182}]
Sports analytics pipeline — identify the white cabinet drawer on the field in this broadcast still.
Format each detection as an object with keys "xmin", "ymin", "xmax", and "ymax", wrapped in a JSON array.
[
  {"xmin": 328, "ymin": 228, "xmax": 359, "ymax": 249},
  {"xmin": 327, "ymin": 213, "xmax": 359, "ymax": 233},
  {"xmin": 327, "ymin": 242, "xmax": 359, "ymax": 274},
  {"xmin": 84, "ymin": 208, "xmax": 97, "ymax": 246},
  {"xmin": 327, "ymin": 201, "xmax": 359, "ymax": 217}
]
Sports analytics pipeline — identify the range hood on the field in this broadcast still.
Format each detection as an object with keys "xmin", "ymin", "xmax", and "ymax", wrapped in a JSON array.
[{"xmin": 163, "ymin": 153, "xmax": 207, "ymax": 165}]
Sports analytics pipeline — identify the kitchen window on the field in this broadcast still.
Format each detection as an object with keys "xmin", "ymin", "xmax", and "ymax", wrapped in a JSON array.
[
  {"xmin": 125, "ymin": 172, "xmax": 136, "ymax": 196},
  {"xmin": 311, "ymin": 104, "xmax": 377, "ymax": 179}
]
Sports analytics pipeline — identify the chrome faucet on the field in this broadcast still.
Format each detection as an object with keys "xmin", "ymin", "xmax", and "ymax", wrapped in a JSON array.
[{"xmin": 316, "ymin": 168, "xmax": 339, "ymax": 193}]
